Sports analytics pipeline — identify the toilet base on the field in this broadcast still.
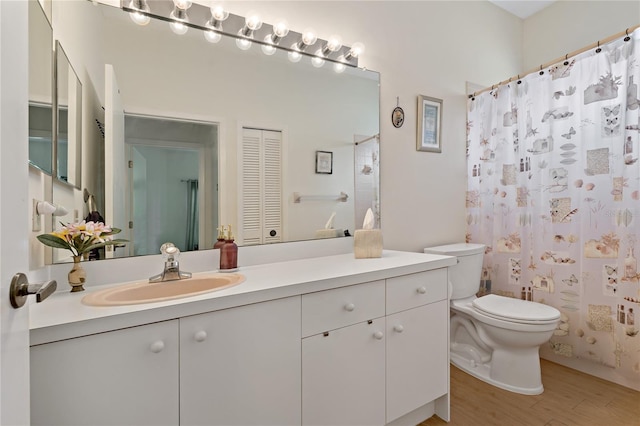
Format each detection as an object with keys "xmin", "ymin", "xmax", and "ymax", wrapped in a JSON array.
[{"xmin": 450, "ymin": 352, "xmax": 544, "ymax": 395}]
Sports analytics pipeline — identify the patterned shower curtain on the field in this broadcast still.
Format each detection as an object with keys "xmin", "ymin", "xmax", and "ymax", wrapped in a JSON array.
[{"xmin": 466, "ymin": 29, "xmax": 639, "ymax": 388}]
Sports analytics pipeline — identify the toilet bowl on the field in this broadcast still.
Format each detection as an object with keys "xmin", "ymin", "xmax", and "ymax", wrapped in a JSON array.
[{"xmin": 424, "ymin": 243, "xmax": 560, "ymax": 395}]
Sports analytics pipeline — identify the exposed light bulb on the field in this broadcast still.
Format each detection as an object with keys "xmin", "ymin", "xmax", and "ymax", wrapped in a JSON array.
[
  {"xmin": 301, "ymin": 29, "xmax": 317, "ymax": 46},
  {"xmin": 311, "ymin": 50, "xmax": 325, "ymax": 68},
  {"xmin": 288, "ymin": 45, "xmax": 302, "ymax": 63},
  {"xmin": 169, "ymin": 9, "xmax": 189, "ymax": 35},
  {"xmin": 273, "ymin": 21, "xmax": 289, "ymax": 38},
  {"xmin": 326, "ymin": 36, "xmax": 342, "ymax": 52},
  {"xmin": 210, "ymin": 5, "xmax": 229, "ymax": 21},
  {"xmin": 347, "ymin": 42, "xmax": 365, "ymax": 58},
  {"xmin": 129, "ymin": 10, "xmax": 150, "ymax": 25},
  {"xmin": 128, "ymin": 0, "xmax": 150, "ymax": 25},
  {"xmin": 333, "ymin": 62, "xmax": 346, "ymax": 73},
  {"xmin": 204, "ymin": 30, "xmax": 222, "ymax": 43},
  {"xmin": 236, "ymin": 37, "xmax": 252, "ymax": 50},
  {"xmin": 170, "ymin": 20, "xmax": 188, "ymax": 35},
  {"xmin": 245, "ymin": 12, "xmax": 262, "ymax": 31},
  {"xmin": 261, "ymin": 35, "xmax": 276, "ymax": 55},
  {"xmin": 173, "ymin": 0, "xmax": 192, "ymax": 10}
]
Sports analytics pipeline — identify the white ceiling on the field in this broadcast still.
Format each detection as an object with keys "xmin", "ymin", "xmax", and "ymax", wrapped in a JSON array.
[{"xmin": 489, "ymin": 0, "xmax": 557, "ymax": 19}]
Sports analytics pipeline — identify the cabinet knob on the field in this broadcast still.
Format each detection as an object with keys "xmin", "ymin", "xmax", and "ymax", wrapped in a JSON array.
[
  {"xmin": 194, "ymin": 330, "xmax": 208, "ymax": 342},
  {"xmin": 373, "ymin": 331, "xmax": 384, "ymax": 340},
  {"xmin": 344, "ymin": 303, "xmax": 355, "ymax": 312},
  {"xmin": 417, "ymin": 286, "xmax": 427, "ymax": 294},
  {"xmin": 393, "ymin": 325, "xmax": 404, "ymax": 333},
  {"xmin": 149, "ymin": 340, "xmax": 165, "ymax": 353}
]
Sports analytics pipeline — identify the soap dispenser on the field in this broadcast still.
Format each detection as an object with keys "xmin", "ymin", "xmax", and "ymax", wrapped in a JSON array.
[
  {"xmin": 220, "ymin": 225, "xmax": 238, "ymax": 271},
  {"xmin": 213, "ymin": 226, "xmax": 226, "ymax": 249}
]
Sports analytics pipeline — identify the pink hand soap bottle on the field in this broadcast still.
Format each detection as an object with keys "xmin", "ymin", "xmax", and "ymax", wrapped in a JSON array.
[
  {"xmin": 213, "ymin": 226, "xmax": 226, "ymax": 249},
  {"xmin": 220, "ymin": 225, "xmax": 238, "ymax": 271}
]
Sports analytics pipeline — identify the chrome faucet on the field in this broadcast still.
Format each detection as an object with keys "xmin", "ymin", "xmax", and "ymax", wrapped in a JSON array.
[{"xmin": 149, "ymin": 243, "xmax": 192, "ymax": 283}]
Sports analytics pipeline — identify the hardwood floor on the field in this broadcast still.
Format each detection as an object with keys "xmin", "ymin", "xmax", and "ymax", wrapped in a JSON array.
[{"xmin": 420, "ymin": 359, "xmax": 639, "ymax": 426}]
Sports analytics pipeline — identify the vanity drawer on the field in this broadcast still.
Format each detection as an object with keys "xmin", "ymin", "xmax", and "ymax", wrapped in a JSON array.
[
  {"xmin": 386, "ymin": 269, "xmax": 448, "ymax": 314},
  {"xmin": 302, "ymin": 280, "xmax": 385, "ymax": 337}
]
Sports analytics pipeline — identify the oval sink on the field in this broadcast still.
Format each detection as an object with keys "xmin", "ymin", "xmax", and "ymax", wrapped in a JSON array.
[{"xmin": 82, "ymin": 273, "xmax": 245, "ymax": 306}]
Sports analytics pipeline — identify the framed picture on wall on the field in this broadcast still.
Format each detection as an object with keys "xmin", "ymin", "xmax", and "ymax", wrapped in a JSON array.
[
  {"xmin": 315, "ymin": 151, "xmax": 333, "ymax": 174},
  {"xmin": 417, "ymin": 95, "xmax": 442, "ymax": 153}
]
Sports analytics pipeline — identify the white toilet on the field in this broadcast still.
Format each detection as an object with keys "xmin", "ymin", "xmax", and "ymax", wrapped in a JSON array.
[{"xmin": 424, "ymin": 243, "xmax": 560, "ymax": 395}]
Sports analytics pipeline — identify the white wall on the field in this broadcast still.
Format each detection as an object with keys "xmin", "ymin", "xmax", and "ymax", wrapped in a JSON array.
[{"xmin": 523, "ymin": 1, "xmax": 640, "ymax": 71}]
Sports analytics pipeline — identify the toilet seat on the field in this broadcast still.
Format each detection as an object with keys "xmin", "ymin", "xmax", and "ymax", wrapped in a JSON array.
[{"xmin": 472, "ymin": 294, "xmax": 560, "ymax": 324}]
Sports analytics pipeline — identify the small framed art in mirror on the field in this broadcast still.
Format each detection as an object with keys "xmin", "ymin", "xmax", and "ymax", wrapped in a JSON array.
[{"xmin": 315, "ymin": 151, "xmax": 333, "ymax": 174}]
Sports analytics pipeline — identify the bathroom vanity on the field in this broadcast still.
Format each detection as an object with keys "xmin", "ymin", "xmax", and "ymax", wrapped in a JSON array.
[{"xmin": 29, "ymin": 251, "xmax": 454, "ymax": 425}]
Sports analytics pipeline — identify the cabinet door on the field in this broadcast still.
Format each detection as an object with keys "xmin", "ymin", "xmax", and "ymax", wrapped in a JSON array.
[
  {"xmin": 30, "ymin": 320, "xmax": 179, "ymax": 426},
  {"xmin": 386, "ymin": 300, "xmax": 448, "ymax": 423},
  {"xmin": 180, "ymin": 296, "xmax": 301, "ymax": 426},
  {"xmin": 302, "ymin": 319, "xmax": 386, "ymax": 426}
]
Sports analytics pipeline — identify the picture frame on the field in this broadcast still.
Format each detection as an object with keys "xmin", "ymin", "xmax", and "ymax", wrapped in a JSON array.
[
  {"xmin": 417, "ymin": 95, "xmax": 442, "ymax": 153},
  {"xmin": 315, "ymin": 150, "xmax": 333, "ymax": 174},
  {"xmin": 392, "ymin": 106, "xmax": 405, "ymax": 128}
]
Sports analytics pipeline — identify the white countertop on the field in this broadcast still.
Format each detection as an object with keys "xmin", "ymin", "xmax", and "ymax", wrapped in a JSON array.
[{"xmin": 30, "ymin": 250, "xmax": 455, "ymax": 345}]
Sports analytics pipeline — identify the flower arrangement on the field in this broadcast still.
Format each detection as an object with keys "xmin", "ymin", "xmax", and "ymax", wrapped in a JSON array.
[{"xmin": 37, "ymin": 220, "xmax": 127, "ymax": 258}]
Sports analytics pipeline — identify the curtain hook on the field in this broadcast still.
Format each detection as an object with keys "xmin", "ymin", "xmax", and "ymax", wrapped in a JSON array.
[
  {"xmin": 624, "ymin": 28, "xmax": 631, "ymax": 42},
  {"xmin": 596, "ymin": 40, "xmax": 601, "ymax": 53},
  {"xmin": 564, "ymin": 54, "xmax": 569, "ymax": 66},
  {"xmin": 539, "ymin": 65, "xmax": 544, "ymax": 75},
  {"xmin": 517, "ymin": 74, "xmax": 522, "ymax": 84}
]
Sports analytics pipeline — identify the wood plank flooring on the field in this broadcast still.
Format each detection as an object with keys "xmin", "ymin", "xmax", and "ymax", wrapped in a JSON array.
[{"xmin": 420, "ymin": 359, "xmax": 639, "ymax": 426}]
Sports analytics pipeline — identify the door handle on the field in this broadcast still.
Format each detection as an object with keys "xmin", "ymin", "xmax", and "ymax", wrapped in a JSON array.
[{"xmin": 9, "ymin": 273, "xmax": 57, "ymax": 308}]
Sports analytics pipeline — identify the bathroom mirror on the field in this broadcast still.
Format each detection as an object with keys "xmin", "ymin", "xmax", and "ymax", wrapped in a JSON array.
[
  {"xmin": 28, "ymin": 0, "xmax": 54, "ymax": 175},
  {"xmin": 43, "ymin": 0, "xmax": 379, "ymax": 263},
  {"xmin": 55, "ymin": 41, "xmax": 82, "ymax": 188}
]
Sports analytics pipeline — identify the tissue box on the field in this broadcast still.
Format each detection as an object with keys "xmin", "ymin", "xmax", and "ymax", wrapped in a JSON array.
[{"xmin": 354, "ymin": 229, "xmax": 383, "ymax": 258}]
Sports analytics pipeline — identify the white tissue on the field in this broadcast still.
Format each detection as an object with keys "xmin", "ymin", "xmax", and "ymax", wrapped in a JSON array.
[
  {"xmin": 325, "ymin": 212, "xmax": 336, "ymax": 229},
  {"xmin": 362, "ymin": 208, "xmax": 374, "ymax": 230}
]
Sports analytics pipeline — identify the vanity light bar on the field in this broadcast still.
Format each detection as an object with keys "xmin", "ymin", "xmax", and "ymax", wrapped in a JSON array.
[{"xmin": 121, "ymin": 0, "xmax": 361, "ymax": 68}]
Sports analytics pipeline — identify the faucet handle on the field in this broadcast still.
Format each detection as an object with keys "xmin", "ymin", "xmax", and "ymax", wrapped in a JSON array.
[
  {"xmin": 160, "ymin": 242, "xmax": 176, "ymax": 255},
  {"xmin": 160, "ymin": 243, "xmax": 181, "ymax": 261}
]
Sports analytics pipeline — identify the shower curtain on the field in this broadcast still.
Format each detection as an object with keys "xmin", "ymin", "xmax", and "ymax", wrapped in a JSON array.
[
  {"xmin": 184, "ymin": 179, "xmax": 199, "ymax": 251},
  {"xmin": 466, "ymin": 29, "xmax": 639, "ymax": 389}
]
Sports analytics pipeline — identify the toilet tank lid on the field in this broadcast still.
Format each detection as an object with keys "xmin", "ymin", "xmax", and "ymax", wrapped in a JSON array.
[
  {"xmin": 473, "ymin": 294, "xmax": 560, "ymax": 322},
  {"xmin": 424, "ymin": 243, "xmax": 485, "ymax": 256}
]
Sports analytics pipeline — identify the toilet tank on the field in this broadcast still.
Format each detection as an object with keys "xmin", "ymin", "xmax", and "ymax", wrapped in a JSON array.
[{"xmin": 424, "ymin": 243, "xmax": 485, "ymax": 300}]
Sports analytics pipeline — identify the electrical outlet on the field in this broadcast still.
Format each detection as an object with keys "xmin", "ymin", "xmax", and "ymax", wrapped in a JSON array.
[
  {"xmin": 74, "ymin": 209, "xmax": 79, "ymax": 222},
  {"xmin": 32, "ymin": 199, "xmax": 41, "ymax": 232}
]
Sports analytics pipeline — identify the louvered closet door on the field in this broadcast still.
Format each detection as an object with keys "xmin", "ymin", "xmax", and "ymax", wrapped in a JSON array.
[{"xmin": 241, "ymin": 128, "xmax": 282, "ymax": 245}]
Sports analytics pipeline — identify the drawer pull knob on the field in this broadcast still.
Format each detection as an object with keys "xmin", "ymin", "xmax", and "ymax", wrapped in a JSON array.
[
  {"xmin": 194, "ymin": 331, "xmax": 208, "ymax": 342},
  {"xmin": 149, "ymin": 340, "xmax": 165, "ymax": 353},
  {"xmin": 393, "ymin": 325, "xmax": 404, "ymax": 333},
  {"xmin": 417, "ymin": 286, "xmax": 427, "ymax": 294},
  {"xmin": 373, "ymin": 331, "xmax": 384, "ymax": 340},
  {"xmin": 344, "ymin": 303, "xmax": 355, "ymax": 312}
]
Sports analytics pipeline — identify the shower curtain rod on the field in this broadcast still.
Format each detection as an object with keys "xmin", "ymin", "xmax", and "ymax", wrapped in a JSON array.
[
  {"xmin": 355, "ymin": 133, "xmax": 380, "ymax": 145},
  {"xmin": 470, "ymin": 24, "xmax": 640, "ymax": 98}
]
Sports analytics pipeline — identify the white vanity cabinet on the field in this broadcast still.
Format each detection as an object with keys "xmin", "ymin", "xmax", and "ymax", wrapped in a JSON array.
[
  {"xmin": 385, "ymin": 269, "xmax": 449, "ymax": 423},
  {"xmin": 301, "ymin": 280, "xmax": 386, "ymax": 426},
  {"xmin": 30, "ymin": 320, "xmax": 179, "ymax": 426},
  {"xmin": 29, "ymin": 251, "xmax": 454, "ymax": 426},
  {"xmin": 179, "ymin": 296, "xmax": 301, "ymax": 426},
  {"xmin": 301, "ymin": 269, "xmax": 449, "ymax": 425}
]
